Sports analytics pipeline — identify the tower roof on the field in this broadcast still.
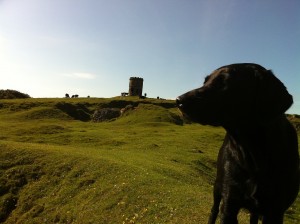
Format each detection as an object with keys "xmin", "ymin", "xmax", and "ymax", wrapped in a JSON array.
[{"xmin": 129, "ymin": 77, "xmax": 143, "ymax": 80}]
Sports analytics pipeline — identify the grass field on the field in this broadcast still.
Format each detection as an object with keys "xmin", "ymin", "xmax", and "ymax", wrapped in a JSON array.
[{"xmin": 0, "ymin": 97, "xmax": 299, "ymax": 223}]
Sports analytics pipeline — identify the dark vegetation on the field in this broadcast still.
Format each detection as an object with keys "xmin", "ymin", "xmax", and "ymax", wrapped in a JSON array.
[
  {"xmin": 0, "ymin": 97, "xmax": 299, "ymax": 223},
  {"xmin": 0, "ymin": 90, "xmax": 30, "ymax": 99}
]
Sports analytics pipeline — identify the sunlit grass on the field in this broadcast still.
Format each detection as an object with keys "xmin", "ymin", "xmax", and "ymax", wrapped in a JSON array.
[{"xmin": 0, "ymin": 98, "xmax": 299, "ymax": 223}]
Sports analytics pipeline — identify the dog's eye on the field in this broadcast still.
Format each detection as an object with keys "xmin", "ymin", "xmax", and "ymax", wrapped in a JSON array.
[
  {"xmin": 211, "ymin": 75, "xmax": 227, "ymax": 89},
  {"xmin": 203, "ymin": 73, "xmax": 229, "ymax": 90}
]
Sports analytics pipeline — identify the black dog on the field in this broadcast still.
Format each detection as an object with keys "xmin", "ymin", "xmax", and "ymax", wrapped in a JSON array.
[{"xmin": 176, "ymin": 63, "xmax": 299, "ymax": 224}]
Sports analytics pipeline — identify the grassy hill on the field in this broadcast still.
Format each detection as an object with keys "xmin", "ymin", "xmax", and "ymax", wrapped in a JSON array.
[{"xmin": 0, "ymin": 97, "xmax": 299, "ymax": 223}]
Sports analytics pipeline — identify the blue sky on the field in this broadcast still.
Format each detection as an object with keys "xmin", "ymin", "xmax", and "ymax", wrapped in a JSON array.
[{"xmin": 0, "ymin": 0, "xmax": 299, "ymax": 114}]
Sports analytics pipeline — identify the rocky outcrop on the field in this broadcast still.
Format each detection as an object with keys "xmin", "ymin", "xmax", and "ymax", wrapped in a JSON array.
[{"xmin": 91, "ymin": 108, "xmax": 121, "ymax": 122}]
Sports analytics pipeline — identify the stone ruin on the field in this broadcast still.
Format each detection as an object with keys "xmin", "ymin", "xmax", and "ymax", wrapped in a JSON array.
[{"xmin": 129, "ymin": 77, "xmax": 143, "ymax": 97}]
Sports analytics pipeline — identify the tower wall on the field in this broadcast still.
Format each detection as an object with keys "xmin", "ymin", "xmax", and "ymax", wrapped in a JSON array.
[{"xmin": 129, "ymin": 77, "xmax": 143, "ymax": 96}]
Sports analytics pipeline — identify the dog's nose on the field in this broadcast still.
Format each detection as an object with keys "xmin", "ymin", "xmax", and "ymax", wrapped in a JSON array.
[{"xmin": 176, "ymin": 97, "xmax": 183, "ymax": 107}]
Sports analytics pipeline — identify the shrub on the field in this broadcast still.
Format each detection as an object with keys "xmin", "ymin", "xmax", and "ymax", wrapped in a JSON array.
[{"xmin": 0, "ymin": 89, "xmax": 30, "ymax": 99}]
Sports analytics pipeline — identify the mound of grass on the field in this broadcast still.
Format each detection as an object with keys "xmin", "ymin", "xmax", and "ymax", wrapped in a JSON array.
[
  {"xmin": 0, "ymin": 139, "xmax": 215, "ymax": 223},
  {"xmin": 118, "ymin": 103, "xmax": 183, "ymax": 125},
  {"xmin": 15, "ymin": 107, "xmax": 72, "ymax": 120}
]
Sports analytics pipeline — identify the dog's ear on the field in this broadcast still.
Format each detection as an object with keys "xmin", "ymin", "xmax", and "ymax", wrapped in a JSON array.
[{"xmin": 256, "ymin": 70, "xmax": 293, "ymax": 118}]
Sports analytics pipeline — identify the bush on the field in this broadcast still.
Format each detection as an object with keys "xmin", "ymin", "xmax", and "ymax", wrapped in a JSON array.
[{"xmin": 0, "ymin": 89, "xmax": 30, "ymax": 99}]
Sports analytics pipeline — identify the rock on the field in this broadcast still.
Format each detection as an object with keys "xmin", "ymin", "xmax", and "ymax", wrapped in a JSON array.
[
  {"xmin": 92, "ymin": 108, "xmax": 121, "ymax": 122},
  {"xmin": 120, "ymin": 104, "xmax": 135, "ymax": 115}
]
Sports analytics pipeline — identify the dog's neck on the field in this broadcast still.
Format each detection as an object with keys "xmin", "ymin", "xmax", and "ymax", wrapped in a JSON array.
[
  {"xmin": 223, "ymin": 114, "xmax": 287, "ymax": 133},
  {"xmin": 222, "ymin": 114, "xmax": 289, "ymax": 154}
]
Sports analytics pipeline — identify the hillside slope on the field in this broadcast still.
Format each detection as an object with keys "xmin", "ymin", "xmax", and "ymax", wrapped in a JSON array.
[{"xmin": 0, "ymin": 98, "xmax": 299, "ymax": 223}]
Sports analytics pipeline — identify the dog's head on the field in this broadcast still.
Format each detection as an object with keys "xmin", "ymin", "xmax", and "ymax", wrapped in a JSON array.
[{"xmin": 177, "ymin": 63, "xmax": 293, "ymax": 127}]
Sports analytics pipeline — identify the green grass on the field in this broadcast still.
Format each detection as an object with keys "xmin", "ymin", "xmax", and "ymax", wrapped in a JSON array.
[{"xmin": 0, "ymin": 97, "xmax": 299, "ymax": 223}]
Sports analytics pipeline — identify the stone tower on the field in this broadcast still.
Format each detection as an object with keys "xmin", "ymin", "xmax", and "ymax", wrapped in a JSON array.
[{"xmin": 129, "ymin": 77, "xmax": 143, "ymax": 96}]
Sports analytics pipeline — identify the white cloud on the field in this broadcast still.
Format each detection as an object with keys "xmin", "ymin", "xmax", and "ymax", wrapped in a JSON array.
[{"xmin": 63, "ymin": 72, "xmax": 96, "ymax": 80}]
